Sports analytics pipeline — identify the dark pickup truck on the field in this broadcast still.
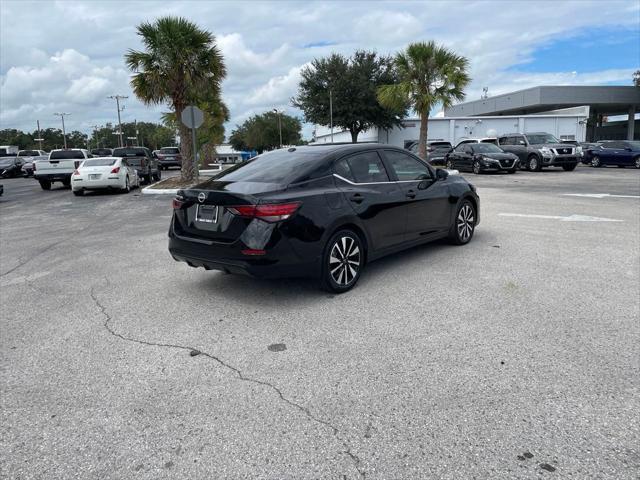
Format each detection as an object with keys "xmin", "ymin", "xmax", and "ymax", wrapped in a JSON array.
[
  {"xmin": 498, "ymin": 133, "xmax": 579, "ymax": 171},
  {"xmin": 112, "ymin": 147, "xmax": 161, "ymax": 184}
]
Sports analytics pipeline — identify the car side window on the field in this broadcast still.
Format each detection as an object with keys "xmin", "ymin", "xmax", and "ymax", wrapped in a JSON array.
[
  {"xmin": 342, "ymin": 151, "xmax": 390, "ymax": 183},
  {"xmin": 334, "ymin": 157, "xmax": 355, "ymax": 182},
  {"xmin": 383, "ymin": 150, "xmax": 431, "ymax": 181},
  {"xmin": 516, "ymin": 136, "xmax": 527, "ymax": 145},
  {"xmin": 498, "ymin": 137, "xmax": 508, "ymax": 145},
  {"xmin": 454, "ymin": 143, "xmax": 466, "ymax": 152},
  {"xmin": 463, "ymin": 145, "xmax": 473, "ymax": 154}
]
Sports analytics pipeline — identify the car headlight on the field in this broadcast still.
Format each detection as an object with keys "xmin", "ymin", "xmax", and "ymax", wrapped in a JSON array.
[
  {"xmin": 576, "ymin": 146, "xmax": 583, "ymax": 155},
  {"xmin": 540, "ymin": 147, "xmax": 552, "ymax": 155}
]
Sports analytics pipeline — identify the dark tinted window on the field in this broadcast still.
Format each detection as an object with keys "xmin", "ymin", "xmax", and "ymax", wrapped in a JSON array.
[
  {"xmin": 18, "ymin": 150, "xmax": 40, "ymax": 156},
  {"xmin": 462, "ymin": 145, "xmax": 473, "ymax": 154},
  {"xmin": 91, "ymin": 149, "xmax": 112, "ymax": 156},
  {"xmin": 383, "ymin": 150, "xmax": 431, "ymax": 181},
  {"xmin": 159, "ymin": 148, "xmax": 180, "ymax": 154},
  {"xmin": 213, "ymin": 150, "xmax": 326, "ymax": 185},
  {"xmin": 334, "ymin": 158, "xmax": 355, "ymax": 182},
  {"xmin": 429, "ymin": 142, "xmax": 452, "ymax": 149},
  {"xmin": 112, "ymin": 147, "xmax": 150, "ymax": 157},
  {"xmin": 454, "ymin": 143, "xmax": 467, "ymax": 152},
  {"xmin": 50, "ymin": 150, "xmax": 85, "ymax": 159},
  {"xmin": 525, "ymin": 134, "xmax": 558, "ymax": 144},
  {"xmin": 343, "ymin": 151, "xmax": 389, "ymax": 183},
  {"xmin": 603, "ymin": 141, "xmax": 625, "ymax": 149},
  {"xmin": 626, "ymin": 141, "xmax": 640, "ymax": 149}
]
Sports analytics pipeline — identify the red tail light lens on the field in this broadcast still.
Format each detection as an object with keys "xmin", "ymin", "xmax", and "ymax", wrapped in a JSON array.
[
  {"xmin": 172, "ymin": 198, "xmax": 184, "ymax": 209},
  {"xmin": 110, "ymin": 167, "xmax": 120, "ymax": 174},
  {"xmin": 241, "ymin": 249, "xmax": 266, "ymax": 256},
  {"xmin": 73, "ymin": 169, "xmax": 80, "ymax": 176},
  {"xmin": 228, "ymin": 202, "xmax": 301, "ymax": 222}
]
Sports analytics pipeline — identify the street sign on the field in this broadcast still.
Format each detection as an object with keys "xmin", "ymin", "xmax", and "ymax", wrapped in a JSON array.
[{"xmin": 181, "ymin": 106, "xmax": 204, "ymax": 129}]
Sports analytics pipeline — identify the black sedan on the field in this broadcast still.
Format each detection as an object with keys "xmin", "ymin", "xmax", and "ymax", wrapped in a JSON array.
[
  {"xmin": 445, "ymin": 143, "xmax": 519, "ymax": 174},
  {"xmin": 169, "ymin": 144, "xmax": 480, "ymax": 292},
  {"xmin": 0, "ymin": 157, "xmax": 24, "ymax": 178}
]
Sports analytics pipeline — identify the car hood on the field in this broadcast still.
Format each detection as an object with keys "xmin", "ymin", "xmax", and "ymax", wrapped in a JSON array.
[{"xmin": 479, "ymin": 153, "xmax": 518, "ymax": 160}]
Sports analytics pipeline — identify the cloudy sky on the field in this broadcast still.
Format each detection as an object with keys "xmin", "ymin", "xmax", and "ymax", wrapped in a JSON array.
[{"xmin": 1, "ymin": 0, "xmax": 638, "ymax": 140}]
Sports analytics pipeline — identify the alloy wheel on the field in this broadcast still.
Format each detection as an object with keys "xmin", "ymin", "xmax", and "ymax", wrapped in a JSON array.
[
  {"xmin": 446, "ymin": 160, "xmax": 453, "ymax": 169},
  {"xmin": 329, "ymin": 235, "xmax": 361, "ymax": 287},
  {"xmin": 473, "ymin": 161, "xmax": 481, "ymax": 174},
  {"xmin": 635, "ymin": 157, "xmax": 640, "ymax": 169},
  {"xmin": 529, "ymin": 157, "xmax": 538, "ymax": 171},
  {"xmin": 592, "ymin": 156, "xmax": 600, "ymax": 167},
  {"xmin": 457, "ymin": 204, "xmax": 475, "ymax": 242}
]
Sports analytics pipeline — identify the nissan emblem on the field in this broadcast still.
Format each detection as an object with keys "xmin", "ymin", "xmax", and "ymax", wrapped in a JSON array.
[{"xmin": 198, "ymin": 192, "xmax": 206, "ymax": 203}]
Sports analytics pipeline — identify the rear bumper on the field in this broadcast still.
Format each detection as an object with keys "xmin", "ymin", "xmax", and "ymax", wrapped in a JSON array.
[
  {"xmin": 72, "ymin": 177, "xmax": 124, "ymax": 190},
  {"xmin": 159, "ymin": 160, "xmax": 182, "ymax": 167},
  {"xmin": 34, "ymin": 172, "xmax": 72, "ymax": 182},
  {"xmin": 168, "ymin": 219, "xmax": 319, "ymax": 279}
]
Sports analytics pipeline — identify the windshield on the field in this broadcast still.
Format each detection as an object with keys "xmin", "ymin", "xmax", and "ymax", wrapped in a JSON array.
[
  {"xmin": 472, "ymin": 143, "xmax": 503, "ymax": 153},
  {"xmin": 626, "ymin": 141, "xmax": 640, "ymax": 149},
  {"xmin": 113, "ymin": 148, "xmax": 148, "ymax": 157},
  {"xmin": 159, "ymin": 148, "xmax": 180, "ymax": 154},
  {"xmin": 18, "ymin": 150, "xmax": 40, "ymax": 156},
  {"xmin": 526, "ymin": 134, "xmax": 559, "ymax": 144},
  {"xmin": 213, "ymin": 150, "xmax": 325, "ymax": 184},
  {"xmin": 429, "ymin": 142, "xmax": 452, "ymax": 149},
  {"xmin": 83, "ymin": 158, "xmax": 117, "ymax": 167},
  {"xmin": 50, "ymin": 150, "xmax": 85, "ymax": 160}
]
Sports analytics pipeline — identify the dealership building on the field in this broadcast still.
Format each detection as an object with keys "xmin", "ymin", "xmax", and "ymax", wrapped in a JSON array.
[{"xmin": 312, "ymin": 85, "xmax": 640, "ymax": 147}]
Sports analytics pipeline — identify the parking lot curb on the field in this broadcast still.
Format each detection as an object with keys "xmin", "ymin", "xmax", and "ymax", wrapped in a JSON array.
[{"xmin": 141, "ymin": 187, "xmax": 179, "ymax": 195}]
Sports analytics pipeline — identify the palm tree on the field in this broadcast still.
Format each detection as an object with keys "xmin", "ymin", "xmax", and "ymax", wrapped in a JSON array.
[
  {"xmin": 125, "ymin": 17, "xmax": 226, "ymax": 182},
  {"xmin": 378, "ymin": 41, "xmax": 470, "ymax": 160}
]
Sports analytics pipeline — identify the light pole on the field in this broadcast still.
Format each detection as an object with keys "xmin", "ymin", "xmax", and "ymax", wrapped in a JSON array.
[
  {"xmin": 53, "ymin": 112, "xmax": 70, "ymax": 149},
  {"xmin": 108, "ymin": 95, "xmax": 128, "ymax": 147},
  {"xmin": 34, "ymin": 120, "xmax": 44, "ymax": 150},
  {"xmin": 273, "ymin": 108, "xmax": 283, "ymax": 148}
]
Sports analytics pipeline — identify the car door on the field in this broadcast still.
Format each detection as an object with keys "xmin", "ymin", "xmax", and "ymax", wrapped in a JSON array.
[
  {"xmin": 333, "ymin": 151, "xmax": 407, "ymax": 251},
  {"xmin": 598, "ymin": 143, "xmax": 618, "ymax": 163},
  {"xmin": 381, "ymin": 149, "xmax": 452, "ymax": 241}
]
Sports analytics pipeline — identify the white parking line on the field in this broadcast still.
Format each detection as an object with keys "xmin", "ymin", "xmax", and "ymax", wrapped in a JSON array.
[
  {"xmin": 499, "ymin": 213, "xmax": 623, "ymax": 222},
  {"xmin": 562, "ymin": 193, "xmax": 640, "ymax": 199}
]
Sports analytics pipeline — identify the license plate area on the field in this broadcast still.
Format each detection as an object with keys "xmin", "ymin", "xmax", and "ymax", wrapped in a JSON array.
[
  {"xmin": 89, "ymin": 174, "xmax": 101, "ymax": 180},
  {"xmin": 196, "ymin": 204, "xmax": 218, "ymax": 223}
]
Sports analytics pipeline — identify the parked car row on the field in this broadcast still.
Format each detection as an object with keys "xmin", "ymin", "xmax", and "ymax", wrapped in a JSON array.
[{"xmin": 582, "ymin": 140, "xmax": 640, "ymax": 168}]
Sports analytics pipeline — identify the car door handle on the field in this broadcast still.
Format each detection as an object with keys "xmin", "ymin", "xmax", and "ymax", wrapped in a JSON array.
[
  {"xmin": 406, "ymin": 190, "xmax": 416, "ymax": 199},
  {"xmin": 349, "ymin": 193, "xmax": 364, "ymax": 204}
]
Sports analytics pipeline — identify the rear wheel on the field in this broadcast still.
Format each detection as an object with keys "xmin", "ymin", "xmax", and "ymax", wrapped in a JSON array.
[
  {"xmin": 39, "ymin": 180, "xmax": 51, "ymax": 190},
  {"xmin": 635, "ymin": 157, "xmax": 640, "ymax": 169},
  {"xmin": 592, "ymin": 155, "xmax": 602, "ymax": 167},
  {"xmin": 320, "ymin": 229, "xmax": 364, "ymax": 293},
  {"xmin": 562, "ymin": 163, "xmax": 577, "ymax": 171},
  {"xmin": 449, "ymin": 200, "xmax": 476, "ymax": 245},
  {"xmin": 121, "ymin": 176, "xmax": 130, "ymax": 193},
  {"xmin": 446, "ymin": 159, "xmax": 454, "ymax": 170}
]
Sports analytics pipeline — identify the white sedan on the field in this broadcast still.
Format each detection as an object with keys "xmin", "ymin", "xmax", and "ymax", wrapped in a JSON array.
[{"xmin": 72, "ymin": 157, "xmax": 140, "ymax": 196}]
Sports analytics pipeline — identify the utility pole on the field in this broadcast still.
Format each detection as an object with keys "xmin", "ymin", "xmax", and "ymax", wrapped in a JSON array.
[
  {"xmin": 90, "ymin": 125, "xmax": 100, "ymax": 150},
  {"xmin": 273, "ymin": 109, "xmax": 283, "ymax": 148},
  {"xmin": 35, "ymin": 120, "xmax": 44, "ymax": 150},
  {"xmin": 108, "ymin": 95, "xmax": 128, "ymax": 148},
  {"xmin": 53, "ymin": 112, "xmax": 70, "ymax": 149},
  {"xmin": 329, "ymin": 89, "xmax": 334, "ymax": 143},
  {"xmin": 134, "ymin": 119, "xmax": 139, "ymax": 146}
]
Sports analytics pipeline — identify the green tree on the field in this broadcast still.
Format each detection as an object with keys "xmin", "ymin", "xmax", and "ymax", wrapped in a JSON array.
[
  {"xmin": 377, "ymin": 41, "xmax": 470, "ymax": 159},
  {"xmin": 125, "ymin": 16, "xmax": 226, "ymax": 182},
  {"xmin": 293, "ymin": 50, "xmax": 405, "ymax": 143},
  {"xmin": 634, "ymin": 70, "xmax": 640, "ymax": 87},
  {"xmin": 229, "ymin": 111, "xmax": 302, "ymax": 153}
]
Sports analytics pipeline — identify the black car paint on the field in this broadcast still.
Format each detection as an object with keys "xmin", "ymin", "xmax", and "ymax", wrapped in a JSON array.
[
  {"xmin": 446, "ymin": 144, "xmax": 519, "ymax": 173},
  {"xmin": 169, "ymin": 144, "xmax": 479, "ymax": 281},
  {"xmin": 0, "ymin": 158, "xmax": 24, "ymax": 178}
]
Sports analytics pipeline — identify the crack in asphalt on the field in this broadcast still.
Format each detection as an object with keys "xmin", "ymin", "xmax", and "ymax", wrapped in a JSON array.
[{"xmin": 89, "ymin": 286, "xmax": 366, "ymax": 479}]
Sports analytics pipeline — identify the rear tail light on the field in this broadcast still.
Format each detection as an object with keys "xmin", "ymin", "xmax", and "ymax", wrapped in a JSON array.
[
  {"xmin": 228, "ymin": 202, "xmax": 301, "ymax": 222},
  {"xmin": 241, "ymin": 249, "xmax": 266, "ymax": 256},
  {"xmin": 110, "ymin": 167, "xmax": 120, "ymax": 174},
  {"xmin": 73, "ymin": 169, "xmax": 80, "ymax": 176},
  {"xmin": 172, "ymin": 198, "xmax": 184, "ymax": 209}
]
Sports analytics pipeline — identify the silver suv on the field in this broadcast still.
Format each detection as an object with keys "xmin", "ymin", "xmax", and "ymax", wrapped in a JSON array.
[{"xmin": 498, "ymin": 132, "xmax": 580, "ymax": 171}]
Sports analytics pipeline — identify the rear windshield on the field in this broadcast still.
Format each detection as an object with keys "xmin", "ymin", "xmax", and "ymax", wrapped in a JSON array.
[
  {"xmin": 50, "ymin": 150, "xmax": 85, "ymax": 160},
  {"xmin": 112, "ymin": 148, "xmax": 148, "ymax": 157},
  {"xmin": 18, "ymin": 150, "xmax": 40, "ymax": 156},
  {"xmin": 0, "ymin": 149, "xmax": 16, "ymax": 156},
  {"xmin": 83, "ymin": 158, "xmax": 117, "ymax": 167},
  {"xmin": 91, "ymin": 149, "xmax": 112, "ymax": 156},
  {"xmin": 213, "ymin": 150, "xmax": 325, "ymax": 184},
  {"xmin": 430, "ymin": 142, "xmax": 452, "ymax": 149},
  {"xmin": 159, "ymin": 148, "xmax": 180, "ymax": 154}
]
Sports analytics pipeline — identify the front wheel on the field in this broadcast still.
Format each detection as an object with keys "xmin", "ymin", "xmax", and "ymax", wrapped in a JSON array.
[
  {"xmin": 472, "ymin": 161, "xmax": 482, "ymax": 174},
  {"xmin": 121, "ymin": 176, "xmax": 130, "ymax": 193},
  {"xmin": 591, "ymin": 155, "xmax": 602, "ymax": 167},
  {"xmin": 635, "ymin": 157, "xmax": 640, "ymax": 169},
  {"xmin": 446, "ymin": 159, "xmax": 454, "ymax": 170},
  {"xmin": 528, "ymin": 156, "xmax": 541, "ymax": 171},
  {"xmin": 320, "ymin": 230, "xmax": 364, "ymax": 293},
  {"xmin": 449, "ymin": 200, "xmax": 476, "ymax": 245}
]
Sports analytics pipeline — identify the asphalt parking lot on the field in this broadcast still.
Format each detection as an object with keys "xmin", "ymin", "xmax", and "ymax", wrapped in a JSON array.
[{"xmin": 1, "ymin": 166, "xmax": 639, "ymax": 479}]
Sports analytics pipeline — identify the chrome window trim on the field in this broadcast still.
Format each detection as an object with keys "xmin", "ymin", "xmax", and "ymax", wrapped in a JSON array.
[{"xmin": 333, "ymin": 174, "xmax": 429, "ymax": 185}]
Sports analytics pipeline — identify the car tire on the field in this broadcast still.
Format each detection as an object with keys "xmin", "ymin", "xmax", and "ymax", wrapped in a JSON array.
[
  {"xmin": 528, "ymin": 155, "xmax": 541, "ymax": 171},
  {"xmin": 562, "ymin": 163, "xmax": 577, "ymax": 171},
  {"xmin": 448, "ymin": 199, "xmax": 476, "ymax": 245},
  {"xmin": 635, "ymin": 157, "xmax": 640, "ymax": 169},
  {"xmin": 73, "ymin": 189, "xmax": 84, "ymax": 196},
  {"xmin": 122, "ymin": 176, "xmax": 130, "ymax": 193},
  {"xmin": 320, "ymin": 229, "xmax": 364, "ymax": 293},
  {"xmin": 446, "ymin": 159, "xmax": 454, "ymax": 170},
  {"xmin": 39, "ymin": 180, "xmax": 51, "ymax": 190},
  {"xmin": 472, "ymin": 160, "xmax": 482, "ymax": 174},
  {"xmin": 592, "ymin": 155, "xmax": 602, "ymax": 167}
]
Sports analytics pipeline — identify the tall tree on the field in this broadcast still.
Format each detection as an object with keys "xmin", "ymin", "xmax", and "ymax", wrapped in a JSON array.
[
  {"xmin": 633, "ymin": 70, "xmax": 640, "ymax": 87},
  {"xmin": 229, "ymin": 111, "xmax": 302, "ymax": 153},
  {"xmin": 293, "ymin": 51, "xmax": 405, "ymax": 143},
  {"xmin": 377, "ymin": 41, "xmax": 470, "ymax": 159},
  {"xmin": 125, "ymin": 16, "xmax": 226, "ymax": 182}
]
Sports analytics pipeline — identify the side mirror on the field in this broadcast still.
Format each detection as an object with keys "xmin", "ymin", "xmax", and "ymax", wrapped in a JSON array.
[
  {"xmin": 436, "ymin": 168, "xmax": 449, "ymax": 180},
  {"xmin": 518, "ymin": 140, "xmax": 526, "ymax": 145}
]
